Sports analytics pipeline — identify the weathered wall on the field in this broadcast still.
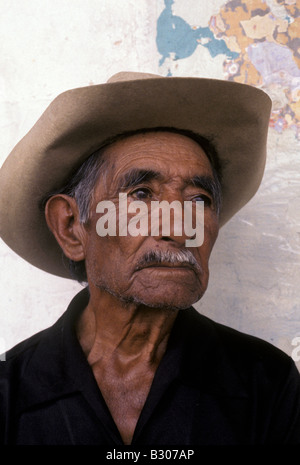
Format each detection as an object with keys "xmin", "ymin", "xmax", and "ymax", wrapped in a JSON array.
[{"xmin": 0, "ymin": 0, "xmax": 299, "ymax": 370}]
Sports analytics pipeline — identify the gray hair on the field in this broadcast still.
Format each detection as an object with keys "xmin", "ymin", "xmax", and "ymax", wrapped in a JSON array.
[{"xmin": 53, "ymin": 148, "xmax": 110, "ymax": 224}]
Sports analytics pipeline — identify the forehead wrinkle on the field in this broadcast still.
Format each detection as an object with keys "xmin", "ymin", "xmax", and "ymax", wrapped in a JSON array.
[{"xmin": 100, "ymin": 132, "xmax": 216, "ymax": 196}]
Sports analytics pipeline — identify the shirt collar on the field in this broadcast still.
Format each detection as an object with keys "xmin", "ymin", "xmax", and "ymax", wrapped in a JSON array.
[{"xmin": 17, "ymin": 287, "xmax": 248, "ymax": 414}]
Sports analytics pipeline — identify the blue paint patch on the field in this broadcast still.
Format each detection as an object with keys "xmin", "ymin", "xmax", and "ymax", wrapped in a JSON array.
[{"xmin": 156, "ymin": 0, "xmax": 239, "ymax": 66}]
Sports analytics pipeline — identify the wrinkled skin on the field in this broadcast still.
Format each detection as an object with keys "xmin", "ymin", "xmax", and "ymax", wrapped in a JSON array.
[
  {"xmin": 45, "ymin": 131, "xmax": 220, "ymax": 444},
  {"xmin": 84, "ymin": 131, "xmax": 219, "ymax": 309}
]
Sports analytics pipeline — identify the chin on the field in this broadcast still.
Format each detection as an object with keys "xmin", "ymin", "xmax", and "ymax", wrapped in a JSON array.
[
  {"xmin": 95, "ymin": 278, "xmax": 207, "ymax": 310},
  {"xmin": 126, "ymin": 272, "xmax": 208, "ymax": 310},
  {"xmin": 128, "ymin": 289, "xmax": 206, "ymax": 311}
]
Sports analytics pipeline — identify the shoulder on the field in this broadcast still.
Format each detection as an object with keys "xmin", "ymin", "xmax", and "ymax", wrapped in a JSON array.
[
  {"xmin": 1, "ymin": 315, "xmax": 63, "ymax": 371},
  {"xmin": 0, "ymin": 321, "xmax": 63, "ymax": 423},
  {"xmin": 182, "ymin": 307, "xmax": 299, "ymax": 385},
  {"xmin": 0, "ymin": 325, "xmax": 56, "ymax": 443},
  {"xmin": 0, "ymin": 287, "xmax": 88, "ymax": 373},
  {"xmin": 0, "ymin": 287, "xmax": 89, "ymax": 397},
  {"xmin": 179, "ymin": 308, "xmax": 300, "ymax": 443},
  {"xmin": 3, "ymin": 328, "xmax": 50, "ymax": 361}
]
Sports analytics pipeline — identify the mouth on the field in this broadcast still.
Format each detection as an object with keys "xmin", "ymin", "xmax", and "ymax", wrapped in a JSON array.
[
  {"xmin": 135, "ymin": 262, "xmax": 198, "ymax": 273},
  {"xmin": 134, "ymin": 248, "xmax": 202, "ymax": 276}
]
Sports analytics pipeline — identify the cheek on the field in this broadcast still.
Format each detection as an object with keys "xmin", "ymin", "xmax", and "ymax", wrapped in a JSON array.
[
  {"xmin": 204, "ymin": 212, "xmax": 219, "ymax": 250},
  {"xmin": 84, "ymin": 232, "xmax": 144, "ymax": 285},
  {"xmin": 197, "ymin": 213, "xmax": 219, "ymax": 255},
  {"xmin": 192, "ymin": 215, "xmax": 219, "ymax": 284}
]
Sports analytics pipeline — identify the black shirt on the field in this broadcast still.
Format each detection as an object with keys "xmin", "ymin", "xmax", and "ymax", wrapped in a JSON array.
[{"xmin": 1, "ymin": 287, "xmax": 300, "ymax": 445}]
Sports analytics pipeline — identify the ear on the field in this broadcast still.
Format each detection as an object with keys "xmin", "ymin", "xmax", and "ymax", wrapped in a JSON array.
[{"xmin": 45, "ymin": 195, "xmax": 86, "ymax": 262}]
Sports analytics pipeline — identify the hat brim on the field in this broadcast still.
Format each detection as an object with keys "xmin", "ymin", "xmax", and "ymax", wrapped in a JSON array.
[{"xmin": 0, "ymin": 75, "xmax": 272, "ymax": 278}]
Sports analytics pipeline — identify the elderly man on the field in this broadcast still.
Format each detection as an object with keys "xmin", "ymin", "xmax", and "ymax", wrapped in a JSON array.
[{"xmin": 0, "ymin": 72, "xmax": 299, "ymax": 446}]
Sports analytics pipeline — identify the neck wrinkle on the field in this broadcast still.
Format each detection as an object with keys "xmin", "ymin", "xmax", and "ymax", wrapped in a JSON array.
[{"xmin": 76, "ymin": 288, "xmax": 179, "ymax": 368}]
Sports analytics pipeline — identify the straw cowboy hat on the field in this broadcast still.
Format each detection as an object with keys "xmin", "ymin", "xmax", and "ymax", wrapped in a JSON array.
[{"xmin": 0, "ymin": 72, "xmax": 272, "ymax": 278}]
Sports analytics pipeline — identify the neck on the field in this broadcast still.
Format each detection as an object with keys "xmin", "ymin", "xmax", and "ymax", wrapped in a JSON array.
[
  {"xmin": 76, "ymin": 285, "xmax": 179, "ymax": 367},
  {"xmin": 76, "ymin": 284, "xmax": 179, "ymax": 445}
]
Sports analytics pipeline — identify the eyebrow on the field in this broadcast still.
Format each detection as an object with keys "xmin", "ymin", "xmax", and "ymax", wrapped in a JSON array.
[
  {"xmin": 190, "ymin": 175, "xmax": 222, "ymax": 213},
  {"xmin": 116, "ymin": 168, "xmax": 222, "ymax": 214},
  {"xmin": 118, "ymin": 169, "xmax": 162, "ymax": 191},
  {"xmin": 189, "ymin": 175, "xmax": 218, "ymax": 197},
  {"xmin": 118, "ymin": 170, "xmax": 217, "ymax": 194}
]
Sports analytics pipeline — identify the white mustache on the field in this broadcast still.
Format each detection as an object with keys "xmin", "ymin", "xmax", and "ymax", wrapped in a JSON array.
[{"xmin": 136, "ymin": 249, "xmax": 201, "ymax": 272}]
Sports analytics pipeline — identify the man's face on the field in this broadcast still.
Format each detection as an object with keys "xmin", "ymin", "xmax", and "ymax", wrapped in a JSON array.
[{"xmin": 82, "ymin": 131, "xmax": 220, "ymax": 310}]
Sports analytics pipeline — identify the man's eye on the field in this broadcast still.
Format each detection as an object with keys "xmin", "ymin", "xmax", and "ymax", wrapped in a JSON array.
[
  {"xmin": 193, "ymin": 194, "xmax": 212, "ymax": 207},
  {"xmin": 130, "ymin": 188, "xmax": 152, "ymax": 200}
]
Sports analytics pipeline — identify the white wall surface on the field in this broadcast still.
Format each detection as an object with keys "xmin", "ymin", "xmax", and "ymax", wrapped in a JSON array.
[{"xmin": 0, "ymin": 0, "xmax": 299, "ymax": 370}]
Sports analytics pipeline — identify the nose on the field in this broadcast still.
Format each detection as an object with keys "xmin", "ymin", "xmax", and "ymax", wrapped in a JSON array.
[{"xmin": 150, "ymin": 198, "xmax": 198, "ymax": 247}]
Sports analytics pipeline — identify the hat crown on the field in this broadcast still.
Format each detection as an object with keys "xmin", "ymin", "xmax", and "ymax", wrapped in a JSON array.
[{"xmin": 107, "ymin": 71, "xmax": 161, "ymax": 83}]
